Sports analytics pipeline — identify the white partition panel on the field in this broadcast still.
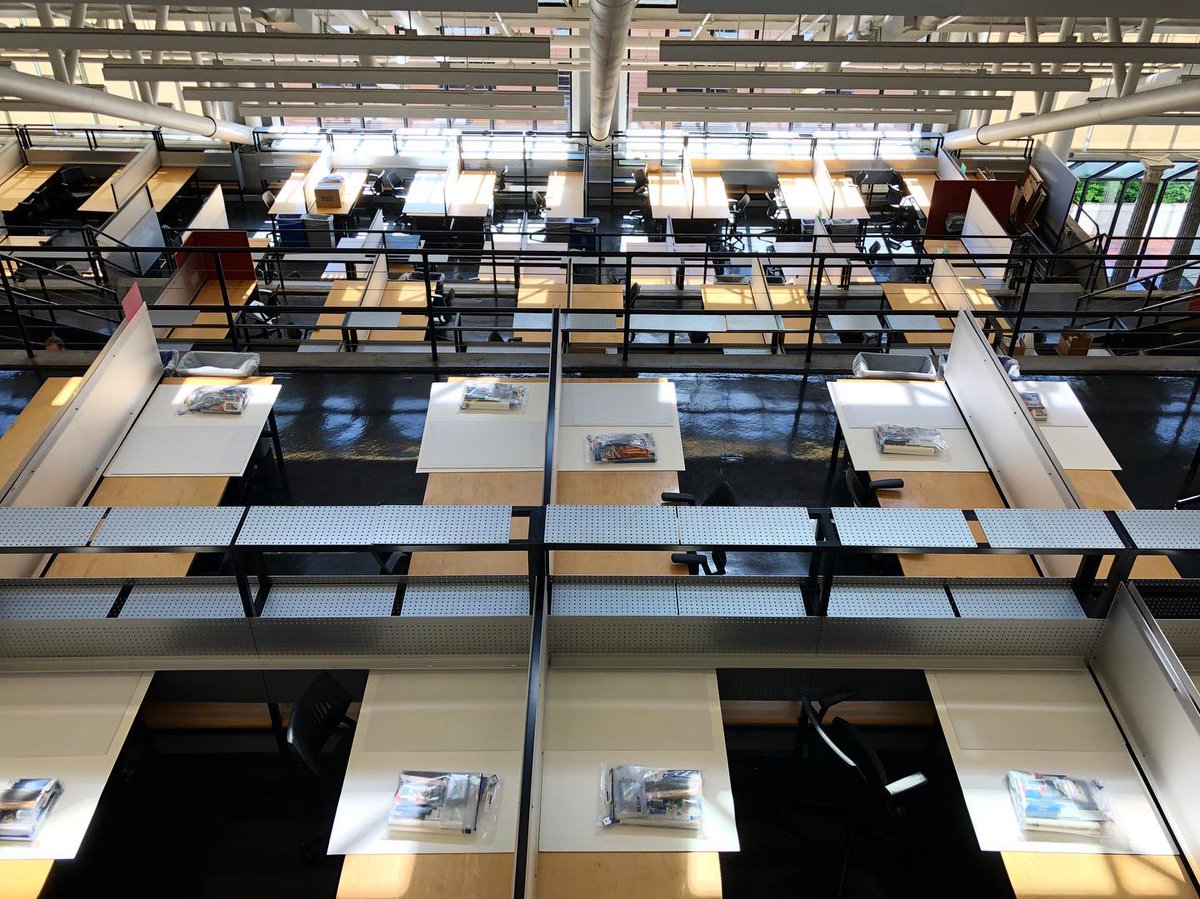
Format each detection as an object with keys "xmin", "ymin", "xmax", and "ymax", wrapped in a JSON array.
[
  {"xmin": 443, "ymin": 141, "xmax": 461, "ymax": 213},
  {"xmin": 0, "ymin": 142, "xmax": 23, "ymax": 186},
  {"xmin": 110, "ymin": 143, "xmax": 160, "ymax": 209},
  {"xmin": 943, "ymin": 312, "xmax": 1081, "ymax": 576},
  {"xmin": 362, "ymin": 209, "xmax": 385, "ymax": 250},
  {"xmin": 936, "ymin": 147, "xmax": 965, "ymax": 182},
  {"xmin": 301, "ymin": 147, "xmax": 334, "ymax": 213},
  {"xmin": 0, "ymin": 304, "xmax": 161, "ymax": 576},
  {"xmin": 812, "ymin": 154, "xmax": 835, "ymax": 219},
  {"xmin": 961, "ymin": 191, "xmax": 1011, "ymax": 278},
  {"xmin": 931, "ymin": 258, "xmax": 974, "ymax": 311},
  {"xmin": 180, "ymin": 185, "xmax": 228, "ymax": 244},
  {"xmin": 96, "ymin": 188, "xmax": 163, "ymax": 275},
  {"xmin": 1092, "ymin": 586, "xmax": 1200, "ymax": 878}
]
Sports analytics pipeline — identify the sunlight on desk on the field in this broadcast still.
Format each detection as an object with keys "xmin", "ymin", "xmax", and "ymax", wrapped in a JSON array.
[
  {"xmin": 337, "ymin": 853, "xmax": 513, "ymax": 899},
  {"xmin": 1002, "ymin": 852, "xmax": 1198, "ymax": 899}
]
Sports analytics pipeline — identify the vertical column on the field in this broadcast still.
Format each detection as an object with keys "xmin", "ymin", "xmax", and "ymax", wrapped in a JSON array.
[
  {"xmin": 1162, "ymin": 159, "xmax": 1200, "ymax": 290},
  {"xmin": 1112, "ymin": 156, "xmax": 1172, "ymax": 285}
]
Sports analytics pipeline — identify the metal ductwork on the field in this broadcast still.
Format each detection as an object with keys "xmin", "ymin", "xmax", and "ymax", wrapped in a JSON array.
[
  {"xmin": 943, "ymin": 77, "xmax": 1200, "ymax": 150},
  {"xmin": 589, "ymin": 0, "xmax": 637, "ymax": 144},
  {"xmin": 0, "ymin": 67, "xmax": 254, "ymax": 143}
]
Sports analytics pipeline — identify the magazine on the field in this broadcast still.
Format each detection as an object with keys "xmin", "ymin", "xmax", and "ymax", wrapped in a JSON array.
[
  {"xmin": 1019, "ymin": 391, "xmax": 1049, "ymax": 422},
  {"xmin": 387, "ymin": 771, "xmax": 498, "ymax": 836},
  {"xmin": 1007, "ymin": 770, "xmax": 1112, "ymax": 835},
  {"xmin": 0, "ymin": 778, "xmax": 62, "ymax": 842}
]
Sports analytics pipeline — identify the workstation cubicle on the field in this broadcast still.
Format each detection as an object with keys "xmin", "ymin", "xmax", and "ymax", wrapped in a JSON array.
[
  {"xmin": 77, "ymin": 142, "xmax": 197, "ymax": 215},
  {"xmin": 0, "ymin": 142, "xmax": 60, "ymax": 216}
]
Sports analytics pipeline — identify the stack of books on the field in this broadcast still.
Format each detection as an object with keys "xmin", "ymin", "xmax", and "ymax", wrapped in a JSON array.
[
  {"xmin": 0, "ymin": 778, "xmax": 62, "ymax": 842},
  {"xmin": 459, "ymin": 381, "xmax": 527, "ymax": 412},
  {"xmin": 1019, "ymin": 391, "xmax": 1048, "ymax": 423},
  {"xmin": 1007, "ymin": 770, "xmax": 1112, "ymax": 835},
  {"xmin": 387, "ymin": 771, "xmax": 498, "ymax": 837}
]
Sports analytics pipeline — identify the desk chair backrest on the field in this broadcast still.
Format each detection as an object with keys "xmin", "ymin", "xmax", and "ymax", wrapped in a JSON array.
[
  {"xmin": 287, "ymin": 672, "xmax": 354, "ymax": 778},
  {"xmin": 633, "ymin": 169, "xmax": 649, "ymax": 195},
  {"xmin": 261, "ymin": 189, "xmax": 276, "ymax": 209},
  {"xmin": 532, "ymin": 191, "xmax": 547, "ymax": 216},
  {"xmin": 845, "ymin": 468, "xmax": 903, "ymax": 507},
  {"xmin": 663, "ymin": 481, "xmax": 738, "ymax": 575}
]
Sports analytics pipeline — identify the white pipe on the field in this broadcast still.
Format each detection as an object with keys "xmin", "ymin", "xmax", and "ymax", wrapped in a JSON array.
[
  {"xmin": 33, "ymin": 4, "xmax": 69, "ymax": 83},
  {"xmin": 390, "ymin": 11, "xmax": 437, "ymax": 35},
  {"xmin": 1120, "ymin": 18, "xmax": 1158, "ymax": 97},
  {"xmin": 1106, "ymin": 16, "xmax": 1126, "ymax": 95},
  {"xmin": 589, "ymin": 0, "xmax": 637, "ymax": 143},
  {"xmin": 1038, "ymin": 17, "xmax": 1076, "ymax": 115},
  {"xmin": 0, "ymin": 66, "xmax": 253, "ymax": 143},
  {"xmin": 944, "ymin": 76, "xmax": 1200, "ymax": 150},
  {"xmin": 63, "ymin": 3, "xmax": 87, "ymax": 83}
]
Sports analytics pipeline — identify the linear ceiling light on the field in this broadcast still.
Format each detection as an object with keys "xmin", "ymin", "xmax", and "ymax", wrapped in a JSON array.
[
  {"xmin": 0, "ymin": 29, "xmax": 551, "ymax": 60},
  {"xmin": 103, "ymin": 64, "xmax": 560, "ymax": 88},
  {"xmin": 676, "ymin": 0, "xmax": 1193, "ymax": 15},
  {"xmin": 646, "ymin": 70, "xmax": 1095, "ymax": 92},
  {"xmin": 187, "ymin": 87, "xmax": 558, "ymax": 106},
  {"xmin": 629, "ymin": 108, "xmax": 958, "ymax": 124},
  {"xmin": 635, "ymin": 92, "xmax": 1012, "ymax": 111},
  {"xmin": 658, "ymin": 40, "xmax": 1200, "ymax": 66},
  {"xmin": 238, "ymin": 104, "xmax": 568, "ymax": 121}
]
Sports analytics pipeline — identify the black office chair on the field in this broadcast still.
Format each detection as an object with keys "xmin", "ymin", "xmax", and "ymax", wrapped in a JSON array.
[
  {"xmin": 845, "ymin": 468, "xmax": 903, "ymax": 507},
  {"xmin": 532, "ymin": 190, "xmax": 547, "ymax": 217},
  {"xmin": 59, "ymin": 167, "xmax": 92, "ymax": 201},
  {"xmin": 288, "ymin": 672, "xmax": 357, "ymax": 858},
  {"xmin": 632, "ymin": 168, "xmax": 650, "ymax": 196},
  {"xmin": 802, "ymin": 699, "xmax": 928, "ymax": 896},
  {"xmin": 662, "ymin": 481, "xmax": 738, "ymax": 575},
  {"xmin": 727, "ymin": 193, "xmax": 751, "ymax": 245},
  {"xmin": 494, "ymin": 165, "xmax": 508, "ymax": 192}
]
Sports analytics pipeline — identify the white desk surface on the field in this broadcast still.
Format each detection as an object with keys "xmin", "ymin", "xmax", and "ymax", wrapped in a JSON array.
[
  {"xmin": 560, "ymin": 381, "xmax": 678, "ymax": 429},
  {"xmin": 539, "ymin": 670, "xmax": 739, "ymax": 854},
  {"xmin": 448, "ymin": 171, "xmax": 496, "ymax": 218},
  {"xmin": 777, "ymin": 175, "xmax": 823, "ymax": 220},
  {"xmin": 1016, "ymin": 381, "xmax": 1121, "ymax": 472},
  {"xmin": 927, "ymin": 669, "xmax": 1176, "ymax": 857},
  {"xmin": 829, "ymin": 379, "xmax": 966, "ymax": 431},
  {"xmin": 328, "ymin": 670, "xmax": 527, "ymax": 856},
  {"xmin": 830, "ymin": 377, "xmax": 987, "ymax": 472},
  {"xmin": 647, "ymin": 172, "xmax": 690, "ymax": 220},
  {"xmin": 830, "ymin": 177, "xmax": 870, "ymax": 221},
  {"xmin": 104, "ymin": 381, "xmax": 281, "ymax": 477},
  {"xmin": 405, "ymin": 170, "xmax": 448, "ymax": 217},
  {"xmin": 546, "ymin": 171, "xmax": 585, "ymax": 218},
  {"xmin": 0, "ymin": 672, "xmax": 152, "ymax": 860},
  {"xmin": 417, "ymin": 382, "xmax": 547, "ymax": 473},
  {"xmin": 321, "ymin": 237, "xmax": 373, "ymax": 280},
  {"xmin": 690, "ymin": 173, "xmax": 730, "ymax": 221}
]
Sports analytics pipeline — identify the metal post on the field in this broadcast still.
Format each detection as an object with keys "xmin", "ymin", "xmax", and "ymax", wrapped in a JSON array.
[
  {"xmin": 422, "ymin": 250, "xmax": 438, "ymax": 363},
  {"xmin": 212, "ymin": 253, "xmax": 240, "ymax": 351},
  {"xmin": 1007, "ymin": 254, "xmax": 1035, "ymax": 356},
  {"xmin": 622, "ymin": 253, "xmax": 633, "ymax": 364},
  {"xmin": 805, "ymin": 258, "xmax": 824, "ymax": 364}
]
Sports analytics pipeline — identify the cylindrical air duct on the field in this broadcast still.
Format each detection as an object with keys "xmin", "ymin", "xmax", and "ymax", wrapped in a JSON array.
[{"xmin": 589, "ymin": 0, "xmax": 637, "ymax": 144}]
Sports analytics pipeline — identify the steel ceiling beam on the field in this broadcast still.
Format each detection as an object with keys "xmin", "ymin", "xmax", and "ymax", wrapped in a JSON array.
[
  {"xmin": 188, "ymin": 87, "xmax": 556, "ymax": 105},
  {"xmin": 0, "ymin": 29, "xmax": 551, "ymax": 59},
  {"xmin": 677, "ymin": 0, "xmax": 1196, "ymax": 15},
  {"xmin": 658, "ymin": 40, "xmax": 1200, "ymax": 65},
  {"xmin": 645, "ymin": 70, "xmax": 1096, "ymax": 91},
  {"xmin": 635, "ymin": 92, "xmax": 1013, "ymax": 111},
  {"xmin": 630, "ymin": 107, "xmax": 959, "ymax": 123},
  {"xmin": 102, "ymin": 63, "xmax": 560, "ymax": 87},
  {"xmin": 236, "ymin": 103, "xmax": 568, "ymax": 120}
]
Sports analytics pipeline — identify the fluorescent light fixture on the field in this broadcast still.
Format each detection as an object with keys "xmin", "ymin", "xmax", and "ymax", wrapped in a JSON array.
[
  {"xmin": 0, "ymin": 29, "xmax": 551, "ymax": 60},
  {"xmin": 645, "ymin": 70, "xmax": 1094, "ymax": 92},
  {"xmin": 657, "ymin": 40, "xmax": 1200, "ymax": 66},
  {"xmin": 103, "ymin": 63, "xmax": 561, "ymax": 88}
]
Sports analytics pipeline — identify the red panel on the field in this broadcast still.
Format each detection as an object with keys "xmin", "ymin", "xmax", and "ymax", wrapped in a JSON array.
[
  {"xmin": 177, "ymin": 230, "xmax": 255, "ymax": 280},
  {"xmin": 120, "ymin": 282, "xmax": 143, "ymax": 320},
  {"xmin": 924, "ymin": 180, "xmax": 1017, "ymax": 238}
]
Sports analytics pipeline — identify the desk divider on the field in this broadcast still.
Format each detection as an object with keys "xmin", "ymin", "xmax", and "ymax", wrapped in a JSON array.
[
  {"xmin": 301, "ymin": 146, "xmax": 334, "ymax": 214},
  {"xmin": 361, "ymin": 209, "xmax": 385, "ymax": 249},
  {"xmin": 961, "ymin": 191, "xmax": 1012, "ymax": 279},
  {"xmin": 0, "ymin": 142, "xmax": 23, "ymax": 187},
  {"xmin": 1092, "ymin": 584, "xmax": 1200, "ymax": 878},
  {"xmin": 94, "ymin": 187, "xmax": 164, "ymax": 278},
  {"xmin": 936, "ymin": 146, "xmax": 965, "ymax": 182},
  {"xmin": 180, "ymin": 185, "xmax": 228, "ymax": 245},
  {"xmin": 813, "ymin": 154, "xmax": 836, "ymax": 219},
  {"xmin": 443, "ymin": 141, "xmax": 462, "ymax": 215},
  {"xmin": 110, "ymin": 143, "xmax": 160, "ymax": 210},
  {"xmin": 0, "ymin": 299, "xmax": 160, "ymax": 577},
  {"xmin": 930, "ymin": 258, "xmax": 975, "ymax": 311},
  {"xmin": 681, "ymin": 141, "xmax": 696, "ymax": 219},
  {"xmin": 943, "ymin": 311, "xmax": 1082, "ymax": 577},
  {"xmin": 355, "ymin": 255, "xmax": 389, "ymax": 339}
]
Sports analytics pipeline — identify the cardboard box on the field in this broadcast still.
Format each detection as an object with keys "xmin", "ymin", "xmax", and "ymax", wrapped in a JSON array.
[
  {"xmin": 1057, "ymin": 330, "xmax": 1093, "ymax": 356},
  {"xmin": 314, "ymin": 175, "xmax": 345, "ymax": 208}
]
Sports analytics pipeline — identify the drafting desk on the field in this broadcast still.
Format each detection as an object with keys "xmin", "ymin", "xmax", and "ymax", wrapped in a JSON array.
[
  {"xmin": 308, "ymin": 281, "xmax": 366, "ymax": 346},
  {"xmin": 700, "ymin": 284, "xmax": 774, "ymax": 348},
  {"xmin": 0, "ymin": 166, "xmax": 59, "ymax": 212},
  {"xmin": 927, "ymin": 670, "xmax": 1194, "ymax": 899},
  {"xmin": 538, "ymin": 670, "xmax": 736, "ymax": 899},
  {"xmin": 777, "ymin": 175, "xmax": 823, "ymax": 220},
  {"xmin": 647, "ymin": 171, "xmax": 691, "ymax": 220},
  {"xmin": 167, "ymin": 279, "xmax": 259, "ymax": 342},
  {"xmin": 566, "ymin": 284, "xmax": 625, "ymax": 346},
  {"xmin": 403, "ymin": 170, "xmax": 449, "ymax": 217},
  {"xmin": 0, "ymin": 377, "xmax": 81, "ymax": 490},
  {"xmin": 415, "ymin": 380, "xmax": 549, "ymax": 473},
  {"xmin": 268, "ymin": 171, "xmax": 308, "ymax": 216},
  {"xmin": 766, "ymin": 284, "xmax": 819, "ymax": 348},
  {"xmin": 0, "ymin": 671, "xmax": 152, "ymax": 899},
  {"xmin": 554, "ymin": 378, "xmax": 687, "ymax": 576},
  {"xmin": 79, "ymin": 166, "xmax": 196, "ymax": 213},
  {"xmin": 514, "ymin": 282, "xmax": 568, "ymax": 343},
  {"xmin": 881, "ymin": 284, "xmax": 954, "ymax": 346},
  {"xmin": 546, "ymin": 171, "xmax": 585, "ymax": 218},
  {"xmin": 332, "ymin": 670, "xmax": 524, "ymax": 899},
  {"xmin": 901, "ymin": 173, "xmax": 936, "ymax": 216},
  {"xmin": 690, "ymin": 173, "xmax": 730, "ymax": 222},
  {"xmin": 312, "ymin": 169, "xmax": 369, "ymax": 217},
  {"xmin": 449, "ymin": 171, "xmax": 497, "ymax": 218},
  {"xmin": 45, "ymin": 377, "xmax": 275, "ymax": 579},
  {"xmin": 1013, "ymin": 381, "xmax": 1120, "ymax": 472}
]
